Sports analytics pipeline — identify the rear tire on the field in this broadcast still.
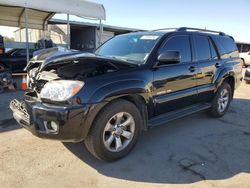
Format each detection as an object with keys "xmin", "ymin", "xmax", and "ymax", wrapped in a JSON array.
[
  {"xmin": 207, "ymin": 83, "xmax": 232, "ymax": 118},
  {"xmin": 85, "ymin": 99, "xmax": 142, "ymax": 161}
]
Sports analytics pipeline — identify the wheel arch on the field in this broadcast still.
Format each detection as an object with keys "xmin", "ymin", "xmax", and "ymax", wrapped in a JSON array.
[
  {"xmin": 241, "ymin": 58, "xmax": 246, "ymax": 67},
  {"xmin": 81, "ymin": 93, "xmax": 150, "ymax": 141},
  {"xmin": 215, "ymin": 71, "xmax": 235, "ymax": 99}
]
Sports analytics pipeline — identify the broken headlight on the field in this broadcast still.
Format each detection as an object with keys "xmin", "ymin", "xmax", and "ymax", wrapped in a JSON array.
[{"xmin": 40, "ymin": 80, "xmax": 84, "ymax": 102}]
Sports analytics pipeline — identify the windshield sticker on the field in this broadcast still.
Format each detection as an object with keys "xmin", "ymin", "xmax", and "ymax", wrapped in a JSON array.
[{"xmin": 140, "ymin": 36, "xmax": 159, "ymax": 40}]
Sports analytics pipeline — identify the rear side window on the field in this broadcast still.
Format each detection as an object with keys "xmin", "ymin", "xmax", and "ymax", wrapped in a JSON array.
[
  {"xmin": 213, "ymin": 37, "xmax": 239, "ymax": 59},
  {"xmin": 160, "ymin": 35, "xmax": 191, "ymax": 63},
  {"xmin": 209, "ymin": 39, "xmax": 218, "ymax": 60},
  {"xmin": 194, "ymin": 36, "xmax": 211, "ymax": 61}
]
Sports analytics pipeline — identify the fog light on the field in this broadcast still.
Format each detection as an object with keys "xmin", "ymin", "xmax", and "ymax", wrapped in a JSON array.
[
  {"xmin": 50, "ymin": 121, "xmax": 59, "ymax": 133},
  {"xmin": 44, "ymin": 121, "xmax": 59, "ymax": 133}
]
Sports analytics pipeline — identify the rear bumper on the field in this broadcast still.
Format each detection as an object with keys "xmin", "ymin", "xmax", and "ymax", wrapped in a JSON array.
[{"xmin": 10, "ymin": 99, "xmax": 90, "ymax": 142}]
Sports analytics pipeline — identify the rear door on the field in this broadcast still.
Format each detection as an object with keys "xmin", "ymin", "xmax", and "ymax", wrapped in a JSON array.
[
  {"xmin": 192, "ymin": 35, "xmax": 220, "ymax": 102},
  {"xmin": 152, "ymin": 34, "xmax": 198, "ymax": 115}
]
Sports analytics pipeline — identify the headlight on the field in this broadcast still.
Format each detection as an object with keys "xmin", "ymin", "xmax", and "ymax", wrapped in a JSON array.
[
  {"xmin": 247, "ymin": 66, "xmax": 250, "ymax": 72},
  {"xmin": 40, "ymin": 80, "xmax": 84, "ymax": 101}
]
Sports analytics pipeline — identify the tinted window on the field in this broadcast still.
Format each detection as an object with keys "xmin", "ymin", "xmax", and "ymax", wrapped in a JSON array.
[
  {"xmin": 160, "ymin": 35, "xmax": 191, "ymax": 63},
  {"xmin": 15, "ymin": 49, "xmax": 35, "ymax": 56},
  {"xmin": 194, "ymin": 36, "xmax": 211, "ymax": 61},
  {"xmin": 96, "ymin": 34, "xmax": 162, "ymax": 64},
  {"xmin": 209, "ymin": 39, "xmax": 218, "ymax": 60},
  {"xmin": 213, "ymin": 37, "xmax": 239, "ymax": 59}
]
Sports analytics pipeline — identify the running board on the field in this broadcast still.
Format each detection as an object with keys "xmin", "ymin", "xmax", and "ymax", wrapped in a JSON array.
[{"xmin": 148, "ymin": 103, "xmax": 211, "ymax": 127}]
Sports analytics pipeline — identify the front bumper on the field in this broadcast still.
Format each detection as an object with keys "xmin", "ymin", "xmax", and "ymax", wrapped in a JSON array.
[{"xmin": 10, "ymin": 98, "xmax": 89, "ymax": 142}]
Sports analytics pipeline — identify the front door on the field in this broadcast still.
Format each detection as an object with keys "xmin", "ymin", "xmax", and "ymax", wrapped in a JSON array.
[{"xmin": 152, "ymin": 35, "xmax": 197, "ymax": 115}]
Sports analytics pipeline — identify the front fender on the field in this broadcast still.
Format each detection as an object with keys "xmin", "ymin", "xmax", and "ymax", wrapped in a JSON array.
[
  {"xmin": 79, "ymin": 79, "xmax": 153, "ymax": 140},
  {"xmin": 89, "ymin": 79, "xmax": 152, "ymax": 103}
]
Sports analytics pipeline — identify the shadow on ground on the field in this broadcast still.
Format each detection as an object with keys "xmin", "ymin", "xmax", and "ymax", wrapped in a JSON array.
[
  {"xmin": 0, "ymin": 118, "xmax": 20, "ymax": 132},
  {"xmin": 64, "ymin": 98, "xmax": 250, "ymax": 184}
]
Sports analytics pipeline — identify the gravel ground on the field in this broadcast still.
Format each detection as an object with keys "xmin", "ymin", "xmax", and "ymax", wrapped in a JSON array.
[{"xmin": 0, "ymin": 75, "xmax": 250, "ymax": 188}]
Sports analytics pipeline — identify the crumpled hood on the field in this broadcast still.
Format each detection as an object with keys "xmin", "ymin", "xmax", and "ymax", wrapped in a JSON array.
[{"xmin": 28, "ymin": 47, "xmax": 137, "ymax": 71}]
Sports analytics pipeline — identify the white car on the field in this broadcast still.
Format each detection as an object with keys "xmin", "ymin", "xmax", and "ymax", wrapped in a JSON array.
[
  {"xmin": 237, "ymin": 43, "xmax": 250, "ymax": 66},
  {"xmin": 240, "ymin": 51, "xmax": 250, "ymax": 66}
]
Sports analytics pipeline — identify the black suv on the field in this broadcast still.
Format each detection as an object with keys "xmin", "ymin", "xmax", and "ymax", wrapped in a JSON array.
[{"xmin": 10, "ymin": 27, "xmax": 242, "ymax": 161}]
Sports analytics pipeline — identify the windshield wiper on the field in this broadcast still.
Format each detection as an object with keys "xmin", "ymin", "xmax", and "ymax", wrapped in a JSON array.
[{"xmin": 109, "ymin": 56, "xmax": 140, "ymax": 65}]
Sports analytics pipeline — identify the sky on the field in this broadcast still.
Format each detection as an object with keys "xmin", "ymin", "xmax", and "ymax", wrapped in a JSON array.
[{"xmin": 1, "ymin": 0, "xmax": 250, "ymax": 42}]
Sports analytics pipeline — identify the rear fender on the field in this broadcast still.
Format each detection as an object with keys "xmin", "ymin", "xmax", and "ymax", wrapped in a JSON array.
[{"xmin": 213, "ymin": 67, "xmax": 235, "ymax": 92}]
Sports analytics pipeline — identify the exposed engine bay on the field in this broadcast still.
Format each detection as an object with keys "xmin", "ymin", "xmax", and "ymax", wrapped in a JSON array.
[
  {"xmin": 28, "ymin": 60, "xmax": 118, "ymax": 94},
  {"xmin": 26, "ymin": 50, "xmax": 134, "ymax": 96}
]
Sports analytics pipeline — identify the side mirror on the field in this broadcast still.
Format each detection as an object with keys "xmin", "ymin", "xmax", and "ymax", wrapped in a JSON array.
[{"xmin": 157, "ymin": 51, "xmax": 181, "ymax": 66}]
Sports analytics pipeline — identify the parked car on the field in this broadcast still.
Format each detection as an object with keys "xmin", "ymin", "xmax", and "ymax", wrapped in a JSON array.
[
  {"xmin": 0, "ymin": 35, "xmax": 4, "ymax": 55},
  {"xmin": 0, "ymin": 38, "xmax": 56, "ymax": 73},
  {"xmin": 0, "ymin": 48, "xmax": 35, "ymax": 73},
  {"xmin": 10, "ymin": 27, "xmax": 242, "ymax": 161},
  {"xmin": 237, "ymin": 42, "xmax": 250, "ymax": 67},
  {"xmin": 244, "ymin": 66, "xmax": 250, "ymax": 83}
]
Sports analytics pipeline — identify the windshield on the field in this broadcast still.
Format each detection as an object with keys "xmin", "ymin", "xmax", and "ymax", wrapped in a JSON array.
[{"xmin": 95, "ymin": 34, "xmax": 162, "ymax": 64}]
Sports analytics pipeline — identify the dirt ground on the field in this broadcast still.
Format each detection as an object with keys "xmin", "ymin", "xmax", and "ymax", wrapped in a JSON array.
[{"xmin": 1, "ymin": 76, "xmax": 250, "ymax": 188}]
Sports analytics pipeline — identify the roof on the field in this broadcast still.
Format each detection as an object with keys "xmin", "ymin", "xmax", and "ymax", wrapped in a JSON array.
[
  {"xmin": 0, "ymin": 0, "xmax": 106, "ymax": 30},
  {"xmin": 49, "ymin": 19, "xmax": 139, "ymax": 33}
]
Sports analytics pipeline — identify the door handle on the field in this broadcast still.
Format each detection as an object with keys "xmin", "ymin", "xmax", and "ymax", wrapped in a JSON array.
[
  {"xmin": 188, "ymin": 66, "xmax": 196, "ymax": 72},
  {"xmin": 215, "ymin": 63, "xmax": 222, "ymax": 68}
]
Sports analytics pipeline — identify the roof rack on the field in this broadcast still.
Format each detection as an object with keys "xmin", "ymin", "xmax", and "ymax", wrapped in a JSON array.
[
  {"xmin": 153, "ymin": 27, "xmax": 226, "ymax": 36},
  {"xmin": 152, "ymin": 28, "xmax": 179, "ymax": 32},
  {"xmin": 177, "ymin": 27, "xmax": 226, "ymax": 36}
]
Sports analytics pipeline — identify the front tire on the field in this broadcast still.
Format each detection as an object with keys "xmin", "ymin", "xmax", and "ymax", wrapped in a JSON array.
[
  {"xmin": 208, "ymin": 83, "xmax": 232, "ymax": 118},
  {"xmin": 85, "ymin": 99, "xmax": 142, "ymax": 161}
]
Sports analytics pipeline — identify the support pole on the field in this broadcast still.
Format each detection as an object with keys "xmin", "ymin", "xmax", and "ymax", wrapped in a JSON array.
[
  {"xmin": 24, "ymin": 7, "xmax": 29, "ymax": 64},
  {"xmin": 67, "ymin": 14, "xmax": 70, "ymax": 49},
  {"xmin": 99, "ymin": 19, "xmax": 103, "ymax": 46}
]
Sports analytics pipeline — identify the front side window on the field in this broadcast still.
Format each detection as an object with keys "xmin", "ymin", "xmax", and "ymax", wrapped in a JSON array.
[
  {"xmin": 159, "ymin": 35, "xmax": 191, "ymax": 63},
  {"xmin": 95, "ymin": 34, "xmax": 162, "ymax": 64}
]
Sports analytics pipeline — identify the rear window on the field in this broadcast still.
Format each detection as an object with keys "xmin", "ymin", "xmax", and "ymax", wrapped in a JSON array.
[{"xmin": 213, "ymin": 37, "xmax": 239, "ymax": 59}]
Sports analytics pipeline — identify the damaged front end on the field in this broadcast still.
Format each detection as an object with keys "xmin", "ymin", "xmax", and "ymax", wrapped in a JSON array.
[
  {"xmin": 10, "ymin": 48, "xmax": 135, "ymax": 142},
  {"xmin": 25, "ymin": 48, "xmax": 133, "ymax": 98}
]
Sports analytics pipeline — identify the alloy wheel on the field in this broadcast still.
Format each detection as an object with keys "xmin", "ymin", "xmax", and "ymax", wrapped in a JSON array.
[{"xmin": 103, "ymin": 112, "xmax": 135, "ymax": 152}]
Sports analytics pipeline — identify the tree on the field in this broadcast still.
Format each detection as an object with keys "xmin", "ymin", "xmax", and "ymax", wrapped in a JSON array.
[{"xmin": 3, "ymin": 36, "xmax": 14, "ymax": 42}]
